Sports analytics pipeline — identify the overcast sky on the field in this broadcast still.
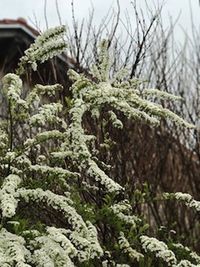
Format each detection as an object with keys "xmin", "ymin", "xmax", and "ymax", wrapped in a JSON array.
[{"xmin": 0, "ymin": 0, "xmax": 199, "ymax": 42}]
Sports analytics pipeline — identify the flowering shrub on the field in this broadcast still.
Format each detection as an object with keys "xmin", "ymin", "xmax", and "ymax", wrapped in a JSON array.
[{"xmin": 0, "ymin": 25, "xmax": 198, "ymax": 266}]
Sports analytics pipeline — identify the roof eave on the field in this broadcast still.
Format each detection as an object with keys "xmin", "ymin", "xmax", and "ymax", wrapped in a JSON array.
[{"xmin": 0, "ymin": 23, "xmax": 37, "ymax": 39}]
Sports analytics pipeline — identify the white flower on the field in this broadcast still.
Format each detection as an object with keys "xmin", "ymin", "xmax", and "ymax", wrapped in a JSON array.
[
  {"xmin": 18, "ymin": 188, "xmax": 93, "ymax": 235},
  {"xmin": 2, "ymin": 73, "xmax": 22, "ymax": 97},
  {"xmin": 30, "ymin": 103, "xmax": 63, "ymax": 126},
  {"xmin": 17, "ymin": 26, "xmax": 67, "ymax": 75},
  {"xmin": 165, "ymin": 192, "xmax": 200, "ymax": 213},
  {"xmin": 30, "ymin": 164, "xmax": 78, "ymax": 179},
  {"xmin": 108, "ymin": 111, "xmax": 123, "ymax": 129},
  {"xmin": 142, "ymin": 88, "xmax": 182, "ymax": 101},
  {"xmin": 118, "ymin": 232, "xmax": 143, "ymax": 261},
  {"xmin": 0, "ymin": 174, "xmax": 21, "ymax": 218},
  {"xmin": 177, "ymin": 260, "xmax": 200, "ymax": 267},
  {"xmin": 0, "ymin": 228, "xmax": 31, "ymax": 266},
  {"xmin": 140, "ymin": 235, "xmax": 177, "ymax": 266},
  {"xmin": 87, "ymin": 160, "xmax": 123, "ymax": 193},
  {"xmin": 110, "ymin": 200, "xmax": 140, "ymax": 227}
]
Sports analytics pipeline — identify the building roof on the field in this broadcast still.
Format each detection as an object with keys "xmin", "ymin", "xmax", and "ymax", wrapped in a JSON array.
[
  {"xmin": 0, "ymin": 18, "xmax": 39, "ymax": 38},
  {"xmin": 0, "ymin": 18, "xmax": 76, "ymax": 69}
]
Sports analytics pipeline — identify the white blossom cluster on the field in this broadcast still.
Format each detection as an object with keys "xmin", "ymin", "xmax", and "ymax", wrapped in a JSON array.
[
  {"xmin": 0, "ymin": 228, "xmax": 31, "ymax": 267},
  {"xmin": 108, "ymin": 110, "xmax": 123, "ymax": 129},
  {"xmin": 57, "ymin": 96, "xmax": 123, "ymax": 194},
  {"xmin": 103, "ymin": 262, "xmax": 131, "ymax": 267},
  {"xmin": 82, "ymin": 181, "xmax": 99, "ymax": 191},
  {"xmin": 0, "ymin": 225, "xmax": 102, "ymax": 266},
  {"xmin": 4, "ymin": 151, "xmax": 17, "ymax": 165},
  {"xmin": 87, "ymin": 160, "xmax": 123, "ymax": 193},
  {"xmin": 83, "ymin": 77, "xmax": 190, "ymax": 129},
  {"xmin": 34, "ymin": 84, "xmax": 63, "ymax": 97},
  {"xmin": 29, "ymin": 164, "xmax": 78, "ymax": 179},
  {"xmin": 55, "ymin": 226, "xmax": 103, "ymax": 262},
  {"xmin": 0, "ymin": 129, "xmax": 8, "ymax": 150},
  {"xmin": 110, "ymin": 200, "xmax": 140, "ymax": 227},
  {"xmin": 17, "ymin": 187, "xmax": 103, "ymax": 260},
  {"xmin": 14, "ymin": 154, "xmax": 31, "ymax": 169},
  {"xmin": 177, "ymin": 260, "xmax": 200, "ymax": 267},
  {"xmin": 26, "ymin": 84, "xmax": 63, "ymax": 107},
  {"xmin": 2, "ymin": 73, "xmax": 22, "ymax": 100},
  {"xmin": 17, "ymin": 26, "xmax": 67, "ymax": 75},
  {"xmin": 190, "ymin": 252, "xmax": 200, "ymax": 265},
  {"xmin": 164, "ymin": 192, "xmax": 200, "ymax": 212},
  {"xmin": 24, "ymin": 130, "xmax": 64, "ymax": 147},
  {"xmin": 0, "ymin": 174, "xmax": 21, "ymax": 218},
  {"xmin": 30, "ymin": 227, "xmax": 77, "ymax": 267},
  {"xmin": 116, "ymin": 264, "xmax": 131, "ymax": 267},
  {"xmin": 30, "ymin": 103, "xmax": 63, "ymax": 126},
  {"xmin": 172, "ymin": 243, "xmax": 200, "ymax": 265},
  {"xmin": 90, "ymin": 40, "xmax": 110, "ymax": 82},
  {"xmin": 142, "ymin": 88, "xmax": 182, "ymax": 101},
  {"xmin": 118, "ymin": 232, "xmax": 144, "ymax": 261},
  {"xmin": 50, "ymin": 150, "xmax": 74, "ymax": 160},
  {"xmin": 17, "ymin": 188, "xmax": 86, "ymax": 231},
  {"xmin": 140, "ymin": 235, "xmax": 177, "ymax": 266},
  {"xmin": 2, "ymin": 74, "xmax": 27, "ymax": 113},
  {"xmin": 35, "ymin": 26, "xmax": 66, "ymax": 46},
  {"xmin": 86, "ymin": 221, "xmax": 104, "ymax": 258}
]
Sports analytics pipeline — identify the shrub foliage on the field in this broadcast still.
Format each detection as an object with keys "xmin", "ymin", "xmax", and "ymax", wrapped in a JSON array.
[{"xmin": 0, "ymin": 26, "xmax": 198, "ymax": 267}]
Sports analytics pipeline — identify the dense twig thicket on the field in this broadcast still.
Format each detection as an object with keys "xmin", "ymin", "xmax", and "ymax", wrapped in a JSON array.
[{"xmin": 63, "ymin": 0, "xmax": 200, "ymax": 252}]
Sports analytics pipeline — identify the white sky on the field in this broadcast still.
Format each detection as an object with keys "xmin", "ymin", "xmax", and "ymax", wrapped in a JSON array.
[{"xmin": 0, "ymin": 0, "xmax": 199, "ymax": 41}]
